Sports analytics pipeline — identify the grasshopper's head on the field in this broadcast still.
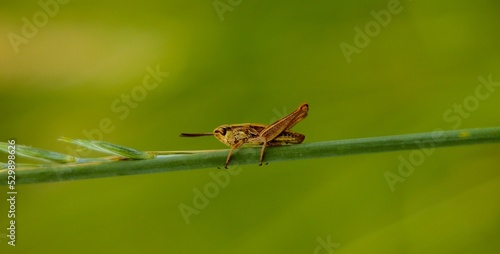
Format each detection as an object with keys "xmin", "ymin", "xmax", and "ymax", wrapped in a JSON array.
[{"xmin": 213, "ymin": 125, "xmax": 229, "ymax": 146}]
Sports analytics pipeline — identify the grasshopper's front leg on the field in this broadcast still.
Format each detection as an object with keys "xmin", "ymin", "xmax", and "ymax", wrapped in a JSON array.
[{"xmin": 225, "ymin": 140, "xmax": 244, "ymax": 169}]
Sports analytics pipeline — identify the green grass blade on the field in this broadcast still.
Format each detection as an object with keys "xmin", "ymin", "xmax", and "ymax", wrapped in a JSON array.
[{"xmin": 1, "ymin": 127, "xmax": 499, "ymax": 184}]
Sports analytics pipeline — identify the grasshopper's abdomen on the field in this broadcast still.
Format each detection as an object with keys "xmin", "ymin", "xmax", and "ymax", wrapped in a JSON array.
[{"xmin": 268, "ymin": 131, "xmax": 305, "ymax": 146}]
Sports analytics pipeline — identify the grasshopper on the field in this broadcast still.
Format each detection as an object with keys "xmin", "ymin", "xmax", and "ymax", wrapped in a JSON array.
[{"xmin": 181, "ymin": 103, "xmax": 308, "ymax": 168}]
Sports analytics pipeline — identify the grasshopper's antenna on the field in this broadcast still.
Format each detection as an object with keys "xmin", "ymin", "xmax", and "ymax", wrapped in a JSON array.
[{"xmin": 180, "ymin": 133, "xmax": 213, "ymax": 137}]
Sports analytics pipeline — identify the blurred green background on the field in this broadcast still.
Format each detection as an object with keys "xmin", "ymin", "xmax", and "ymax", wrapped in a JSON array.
[{"xmin": 1, "ymin": 0, "xmax": 500, "ymax": 253}]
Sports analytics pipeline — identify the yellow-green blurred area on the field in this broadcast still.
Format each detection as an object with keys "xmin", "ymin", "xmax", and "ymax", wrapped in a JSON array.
[{"xmin": 1, "ymin": 0, "xmax": 500, "ymax": 253}]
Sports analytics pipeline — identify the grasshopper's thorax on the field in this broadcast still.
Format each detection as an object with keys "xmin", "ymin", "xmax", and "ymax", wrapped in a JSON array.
[{"xmin": 213, "ymin": 124, "xmax": 265, "ymax": 146}]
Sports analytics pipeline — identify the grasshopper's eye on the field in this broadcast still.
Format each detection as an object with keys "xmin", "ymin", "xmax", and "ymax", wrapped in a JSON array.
[{"xmin": 214, "ymin": 127, "xmax": 226, "ymax": 136}]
